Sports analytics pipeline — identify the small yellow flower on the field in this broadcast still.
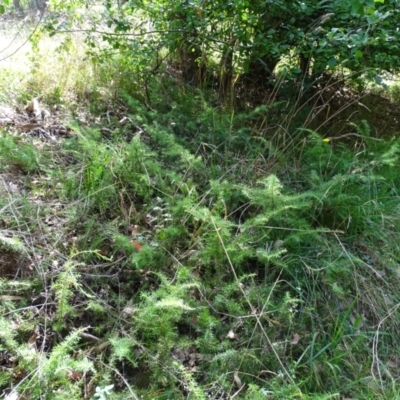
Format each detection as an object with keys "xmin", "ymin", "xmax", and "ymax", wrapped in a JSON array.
[{"xmin": 323, "ymin": 138, "xmax": 331, "ymax": 143}]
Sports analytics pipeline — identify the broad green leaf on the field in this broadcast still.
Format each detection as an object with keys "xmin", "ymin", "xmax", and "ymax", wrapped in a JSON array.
[
  {"xmin": 355, "ymin": 49, "xmax": 363, "ymax": 58},
  {"xmin": 351, "ymin": 0, "xmax": 365, "ymax": 16},
  {"xmin": 328, "ymin": 57, "xmax": 337, "ymax": 68}
]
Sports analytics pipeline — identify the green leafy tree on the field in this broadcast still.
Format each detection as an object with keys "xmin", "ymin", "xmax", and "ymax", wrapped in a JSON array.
[{"xmin": 45, "ymin": 0, "xmax": 400, "ymax": 94}]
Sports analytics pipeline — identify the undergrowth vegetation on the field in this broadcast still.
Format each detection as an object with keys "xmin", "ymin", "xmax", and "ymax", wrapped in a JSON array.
[{"xmin": 2, "ymin": 15, "xmax": 400, "ymax": 400}]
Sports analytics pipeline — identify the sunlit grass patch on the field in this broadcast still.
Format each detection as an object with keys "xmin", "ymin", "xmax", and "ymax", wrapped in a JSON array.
[{"xmin": 0, "ymin": 21, "xmax": 117, "ymax": 111}]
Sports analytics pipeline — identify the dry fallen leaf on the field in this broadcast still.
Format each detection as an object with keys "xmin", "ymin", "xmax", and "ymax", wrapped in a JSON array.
[
  {"xmin": 291, "ymin": 333, "xmax": 300, "ymax": 345},
  {"xmin": 233, "ymin": 371, "xmax": 242, "ymax": 388},
  {"xmin": 273, "ymin": 239, "xmax": 284, "ymax": 249},
  {"xmin": 15, "ymin": 123, "xmax": 42, "ymax": 132},
  {"xmin": 132, "ymin": 241, "xmax": 143, "ymax": 251},
  {"xmin": 25, "ymin": 97, "xmax": 42, "ymax": 121},
  {"xmin": 68, "ymin": 370, "xmax": 82, "ymax": 381},
  {"xmin": 27, "ymin": 332, "xmax": 38, "ymax": 347},
  {"xmin": 0, "ymin": 296, "xmax": 25, "ymax": 301},
  {"xmin": 129, "ymin": 224, "xmax": 140, "ymax": 236},
  {"xmin": 79, "ymin": 332, "xmax": 100, "ymax": 343},
  {"xmin": 387, "ymin": 357, "xmax": 400, "ymax": 369},
  {"xmin": 122, "ymin": 301, "xmax": 135, "ymax": 318},
  {"xmin": 226, "ymin": 330, "xmax": 238, "ymax": 340},
  {"xmin": 96, "ymin": 341, "xmax": 110, "ymax": 353},
  {"xmin": 375, "ymin": 269, "xmax": 386, "ymax": 278}
]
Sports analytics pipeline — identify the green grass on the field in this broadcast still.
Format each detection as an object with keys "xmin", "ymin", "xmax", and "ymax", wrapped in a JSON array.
[{"xmin": 1, "ymin": 18, "xmax": 400, "ymax": 400}]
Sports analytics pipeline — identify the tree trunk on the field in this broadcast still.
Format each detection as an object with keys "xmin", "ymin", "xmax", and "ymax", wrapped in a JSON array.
[
  {"xmin": 299, "ymin": 55, "xmax": 311, "ymax": 77},
  {"xmin": 245, "ymin": 56, "xmax": 279, "ymax": 85},
  {"xmin": 178, "ymin": 44, "xmax": 206, "ymax": 84},
  {"xmin": 218, "ymin": 38, "xmax": 236, "ymax": 102}
]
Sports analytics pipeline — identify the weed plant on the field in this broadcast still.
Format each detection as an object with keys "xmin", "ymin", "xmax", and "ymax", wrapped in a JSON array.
[{"xmin": 1, "ymin": 24, "xmax": 400, "ymax": 400}]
